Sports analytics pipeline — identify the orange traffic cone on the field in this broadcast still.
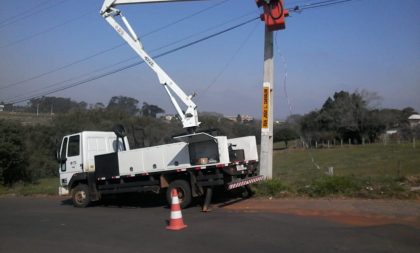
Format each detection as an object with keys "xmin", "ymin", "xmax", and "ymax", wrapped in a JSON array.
[{"xmin": 166, "ymin": 188, "xmax": 187, "ymax": 230}]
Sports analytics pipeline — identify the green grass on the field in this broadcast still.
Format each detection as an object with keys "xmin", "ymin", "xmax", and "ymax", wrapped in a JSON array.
[
  {"xmin": 261, "ymin": 142, "xmax": 420, "ymax": 198},
  {"xmin": 253, "ymin": 178, "xmax": 290, "ymax": 197},
  {"xmin": 1, "ymin": 143, "xmax": 419, "ymax": 198},
  {"xmin": 0, "ymin": 178, "xmax": 58, "ymax": 196},
  {"xmin": 274, "ymin": 143, "xmax": 419, "ymax": 182}
]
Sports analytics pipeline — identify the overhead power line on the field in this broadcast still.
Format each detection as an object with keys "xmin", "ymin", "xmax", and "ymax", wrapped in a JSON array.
[
  {"xmin": 198, "ymin": 22, "xmax": 259, "ymax": 98},
  {"xmin": 0, "ymin": 0, "xmax": 53, "ymax": 24},
  {"xmin": 0, "ymin": 0, "xmax": 233, "ymax": 90},
  {"xmin": 0, "ymin": 11, "xmax": 93, "ymax": 49},
  {"xmin": 142, "ymin": 0, "xmax": 231, "ymax": 37},
  {"xmin": 4, "ymin": 11, "xmax": 258, "ymax": 103},
  {"xmin": 0, "ymin": 0, "xmax": 349, "ymax": 91},
  {"xmin": 3, "ymin": 0, "xmax": 358, "ymax": 103},
  {"xmin": 287, "ymin": 0, "xmax": 356, "ymax": 12},
  {"xmin": 5, "ymin": 17, "xmax": 259, "ymax": 105},
  {"xmin": 0, "ymin": 43, "xmax": 125, "ymax": 91},
  {"xmin": 0, "ymin": 0, "xmax": 69, "ymax": 29}
]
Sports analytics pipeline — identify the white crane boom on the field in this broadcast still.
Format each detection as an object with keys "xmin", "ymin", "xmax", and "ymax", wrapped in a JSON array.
[{"xmin": 100, "ymin": 0, "xmax": 205, "ymax": 132}]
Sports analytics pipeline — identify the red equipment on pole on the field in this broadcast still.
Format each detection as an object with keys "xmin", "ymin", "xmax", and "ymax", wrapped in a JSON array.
[{"xmin": 256, "ymin": 0, "xmax": 289, "ymax": 31}]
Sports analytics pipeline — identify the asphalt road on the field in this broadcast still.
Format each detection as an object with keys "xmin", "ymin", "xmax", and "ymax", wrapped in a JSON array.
[{"xmin": 0, "ymin": 196, "xmax": 419, "ymax": 253}]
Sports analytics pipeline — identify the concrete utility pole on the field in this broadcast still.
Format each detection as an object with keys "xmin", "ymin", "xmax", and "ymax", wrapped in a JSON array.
[{"xmin": 260, "ymin": 27, "xmax": 274, "ymax": 179}]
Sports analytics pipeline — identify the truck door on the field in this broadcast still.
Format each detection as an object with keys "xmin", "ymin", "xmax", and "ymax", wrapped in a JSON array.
[{"xmin": 59, "ymin": 134, "xmax": 83, "ymax": 186}]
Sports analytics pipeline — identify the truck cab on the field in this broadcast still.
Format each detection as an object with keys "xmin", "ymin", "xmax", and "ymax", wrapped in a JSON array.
[{"xmin": 58, "ymin": 131, "xmax": 129, "ymax": 196}]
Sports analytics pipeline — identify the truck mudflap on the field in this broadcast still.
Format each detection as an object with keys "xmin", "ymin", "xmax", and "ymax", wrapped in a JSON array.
[{"xmin": 227, "ymin": 175, "xmax": 264, "ymax": 190}]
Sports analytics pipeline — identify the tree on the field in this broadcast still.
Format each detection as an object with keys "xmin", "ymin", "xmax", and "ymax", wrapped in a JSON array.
[
  {"xmin": 400, "ymin": 107, "xmax": 417, "ymax": 126},
  {"xmin": 301, "ymin": 90, "xmax": 380, "ymax": 143},
  {"xmin": 28, "ymin": 97, "xmax": 86, "ymax": 114},
  {"xmin": 107, "ymin": 96, "xmax": 139, "ymax": 116},
  {"xmin": 92, "ymin": 102, "xmax": 105, "ymax": 110},
  {"xmin": 141, "ymin": 102, "xmax": 165, "ymax": 118},
  {"xmin": 0, "ymin": 120, "xmax": 27, "ymax": 185},
  {"xmin": 274, "ymin": 125, "xmax": 299, "ymax": 148}
]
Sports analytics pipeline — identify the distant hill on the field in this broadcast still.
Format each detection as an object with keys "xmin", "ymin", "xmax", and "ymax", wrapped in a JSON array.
[{"xmin": 0, "ymin": 112, "xmax": 53, "ymax": 126}]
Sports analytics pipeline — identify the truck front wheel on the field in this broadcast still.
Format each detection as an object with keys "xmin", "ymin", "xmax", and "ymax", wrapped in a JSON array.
[
  {"xmin": 71, "ymin": 184, "xmax": 90, "ymax": 208},
  {"xmin": 166, "ymin": 180, "xmax": 192, "ymax": 209}
]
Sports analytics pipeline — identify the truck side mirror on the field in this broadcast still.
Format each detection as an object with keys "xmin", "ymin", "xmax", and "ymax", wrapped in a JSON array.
[{"xmin": 56, "ymin": 150, "xmax": 67, "ymax": 163}]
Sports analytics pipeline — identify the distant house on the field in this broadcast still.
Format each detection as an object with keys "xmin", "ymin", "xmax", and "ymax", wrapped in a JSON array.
[
  {"xmin": 408, "ymin": 114, "xmax": 420, "ymax": 128},
  {"xmin": 225, "ymin": 115, "xmax": 254, "ymax": 122},
  {"xmin": 386, "ymin": 130, "xmax": 398, "ymax": 135},
  {"xmin": 163, "ymin": 114, "xmax": 175, "ymax": 121}
]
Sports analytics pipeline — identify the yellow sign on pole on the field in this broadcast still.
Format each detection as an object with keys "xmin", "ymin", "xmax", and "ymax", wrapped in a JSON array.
[{"xmin": 261, "ymin": 84, "xmax": 270, "ymax": 130}]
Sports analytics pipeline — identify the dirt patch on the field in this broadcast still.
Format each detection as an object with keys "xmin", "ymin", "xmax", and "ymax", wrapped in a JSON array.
[{"xmin": 222, "ymin": 198, "xmax": 420, "ymax": 228}]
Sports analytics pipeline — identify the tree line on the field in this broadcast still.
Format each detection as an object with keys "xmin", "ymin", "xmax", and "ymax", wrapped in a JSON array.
[
  {"xmin": 2, "ymin": 96, "xmax": 165, "ymax": 117},
  {"xmin": 274, "ymin": 91, "xmax": 419, "ymax": 147},
  {"xmin": 1, "ymin": 91, "xmax": 418, "ymax": 185},
  {"xmin": 0, "ymin": 96, "xmax": 259, "ymax": 186}
]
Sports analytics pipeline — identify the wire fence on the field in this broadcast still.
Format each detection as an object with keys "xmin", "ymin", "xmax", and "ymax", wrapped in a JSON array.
[{"xmin": 279, "ymin": 137, "xmax": 418, "ymax": 150}]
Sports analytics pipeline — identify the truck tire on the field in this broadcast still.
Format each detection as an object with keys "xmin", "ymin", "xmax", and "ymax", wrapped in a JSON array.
[
  {"xmin": 71, "ymin": 184, "xmax": 90, "ymax": 208},
  {"xmin": 166, "ymin": 180, "xmax": 192, "ymax": 209}
]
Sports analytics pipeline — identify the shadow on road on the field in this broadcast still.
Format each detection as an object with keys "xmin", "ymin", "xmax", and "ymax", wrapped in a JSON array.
[
  {"xmin": 61, "ymin": 192, "xmax": 170, "ymax": 209},
  {"xmin": 60, "ymin": 186, "xmax": 251, "ymax": 210}
]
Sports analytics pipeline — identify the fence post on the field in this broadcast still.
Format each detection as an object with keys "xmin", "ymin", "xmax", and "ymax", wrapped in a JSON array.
[
  {"xmin": 341, "ymin": 139, "xmax": 343, "ymax": 147},
  {"xmin": 348, "ymin": 138, "xmax": 351, "ymax": 146},
  {"xmin": 414, "ymin": 138, "xmax": 416, "ymax": 149},
  {"xmin": 327, "ymin": 140, "xmax": 330, "ymax": 148},
  {"xmin": 362, "ymin": 137, "xmax": 365, "ymax": 145},
  {"xmin": 315, "ymin": 141, "xmax": 318, "ymax": 149}
]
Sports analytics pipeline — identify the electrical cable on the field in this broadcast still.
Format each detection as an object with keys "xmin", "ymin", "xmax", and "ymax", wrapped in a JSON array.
[
  {"xmin": 0, "ymin": 0, "xmax": 358, "ymax": 103},
  {"xmin": 0, "ymin": 0, "xmax": 53, "ymax": 24},
  {"xmin": 0, "ymin": 0, "xmax": 69, "ymax": 29},
  {"xmin": 5, "ymin": 17, "xmax": 259, "ymax": 105},
  {"xmin": 141, "ymin": 0, "xmax": 231, "ymax": 37},
  {"xmin": 274, "ymin": 33, "xmax": 292, "ymax": 116},
  {"xmin": 0, "ymin": 43, "xmax": 126, "ymax": 91},
  {"xmin": 4, "ymin": 57, "xmax": 140, "ymax": 103},
  {"xmin": 0, "ymin": 0, "xmax": 233, "ymax": 90},
  {"xmin": 274, "ymin": 32, "xmax": 326, "ymax": 171},
  {"xmin": 197, "ymin": 22, "xmax": 259, "ymax": 99},
  {"xmin": 287, "ymin": 0, "xmax": 356, "ymax": 13},
  {"xmin": 0, "ymin": 11, "xmax": 93, "ymax": 49},
  {"xmin": 3, "ymin": 11, "xmax": 259, "ymax": 101}
]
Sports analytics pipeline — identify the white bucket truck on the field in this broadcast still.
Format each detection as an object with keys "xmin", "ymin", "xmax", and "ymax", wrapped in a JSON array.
[
  {"xmin": 58, "ymin": 129, "xmax": 261, "ymax": 208},
  {"xmin": 57, "ymin": 0, "xmax": 263, "ymax": 209}
]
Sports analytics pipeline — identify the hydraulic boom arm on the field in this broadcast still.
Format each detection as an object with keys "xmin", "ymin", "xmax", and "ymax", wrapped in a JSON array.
[{"xmin": 100, "ymin": 0, "xmax": 205, "ymax": 132}]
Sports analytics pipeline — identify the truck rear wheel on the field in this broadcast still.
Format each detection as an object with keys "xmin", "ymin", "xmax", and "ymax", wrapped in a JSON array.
[
  {"xmin": 71, "ymin": 184, "xmax": 90, "ymax": 208},
  {"xmin": 166, "ymin": 180, "xmax": 192, "ymax": 209}
]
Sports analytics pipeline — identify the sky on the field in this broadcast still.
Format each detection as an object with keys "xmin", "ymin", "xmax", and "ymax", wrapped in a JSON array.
[{"xmin": 0, "ymin": 0, "xmax": 419, "ymax": 120}]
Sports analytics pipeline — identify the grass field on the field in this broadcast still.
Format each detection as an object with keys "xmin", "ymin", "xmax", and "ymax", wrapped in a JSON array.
[
  {"xmin": 275, "ymin": 143, "xmax": 419, "ymax": 183},
  {"xmin": 1, "ymin": 143, "xmax": 419, "ymax": 199},
  {"xmin": 0, "ymin": 178, "xmax": 58, "ymax": 196},
  {"xmin": 254, "ymin": 142, "xmax": 420, "ymax": 198}
]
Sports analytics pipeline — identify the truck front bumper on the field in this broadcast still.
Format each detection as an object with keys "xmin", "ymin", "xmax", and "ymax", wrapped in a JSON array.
[{"xmin": 58, "ymin": 186, "xmax": 69, "ymax": 196}]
